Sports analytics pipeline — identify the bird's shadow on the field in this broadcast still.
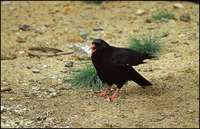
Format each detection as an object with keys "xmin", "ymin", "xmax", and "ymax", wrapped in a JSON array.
[{"xmin": 122, "ymin": 81, "xmax": 168, "ymax": 98}]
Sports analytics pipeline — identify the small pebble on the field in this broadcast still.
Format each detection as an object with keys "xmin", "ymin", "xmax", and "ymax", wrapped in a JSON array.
[
  {"xmin": 1, "ymin": 106, "xmax": 6, "ymax": 112},
  {"xmin": 18, "ymin": 24, "xmax": 31, "ymax": 31},
  {"xmin": 178, "ymin": 34, "xmax": 185, "ymax": 38},
  {"xmin": 161, "ymin": 32, "xmax": 169, "ymax": 37},
  {"xmin": 16, "ymin": 37, "xmax": 26, "ymax": 43},
  {"xmin": 1, "ymin": 87, "xmax": 12, "ymax": 92},
  {"xmin": 93, "ymin": 28, "xmax": 104, "ymax": 31},
  {"xmin": 42, "ymin": 64, "xmax": 48, "ymax": 68},
  {"xmin": 174, "ymin": 53, "xmax": 182, "ymax": 58},
  {"xmin": 136, "ymin": 9, "xmax": 146, "ymax": 16},
  {"xmin": 64, "ymin": 61, "xmax": 73, "ymax": 67},
  {"xmin": 27, "ymin": 66, "xmax": 32, "ymax": 69},
  {"xmin": 48, "ymin": 92, "xmax": 57, "ymax": 98},
  {"xmin": 145, "ymin": 18, "xmax": 152, "ymax": 23},
  {"xmin": 60, "ymin": 69, "xmax": 68, "ymax": 73},
  {"xmin": 171, "ymin": 40, "xmax": 179, "ymax": 44},
  {"xmin": 79, "ymin": 30, "xmax": 89, "ymax": 39},
  {"xmin": 32, "ymin": 69, "xmax": 40, "ymax": 73},
  {"xmin": 180, "ymin": 13, "xmax": 191, "ymax": 22},
  {"xmin": 173, "ymin": 3, "xmax": 184, "ymax": 9}
]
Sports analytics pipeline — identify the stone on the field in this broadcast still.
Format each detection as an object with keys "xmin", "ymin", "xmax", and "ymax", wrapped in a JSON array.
[
  {"xmin": 18, "ymin": 24, "xmax": 31, "ymax": 31},
  {"xmin": 145, "ymin": 18, "xmax": 152, "ymax": 23},
  {"xmin": 161, "ymin": 32, "xmax": 169, "ymax": 37},
  {"xmin": 16, "ymin": 37, "xmax": 26, "ymax": 43},
  {"xmin": 180, "ymin": 13, "xmax": 191, "ymax": 22},
  {"xmin": 79, "ymin": 30, "xmax": 89, "ymax": 39},
  {"xmin": 32, "ymin": 69, "xmax": 40, "ymax": 73},
  {"xmin": 48, "ymin": 92, "xmax": 57, "ymax": 98},
  {"xmin": 173, "ymin": 3, "xmax": 184, "ymax": 9},
  {"xmin": 136, "ymin": 9, "xmax": 146, "ymax": 16},
  {"xmin": 1, "ymin": 106, "xmax": 7, "ymax": 112},
  {"xmin": 64, "ymin": 61, "xmax": 73, "ymax": 67},
  {"xmin": 174, "ymin": 53, "xmax": 182, "ymax": 58},
  {"xmin": 42, "ymin": 64, "xmax": 48, "ymax": 68},
  {"xmin": 93, "ymin": 28, "xmax": 104, "ymax": 31},
  {"xmin": 63, "ymin": 4, "xmax": 72, "ymax": 14},
  {"xmin": 178, "ymin": 34, "xmax": 185, "ymax": 38}
]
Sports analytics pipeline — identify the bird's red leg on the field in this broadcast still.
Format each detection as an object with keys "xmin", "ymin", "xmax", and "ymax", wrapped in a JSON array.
[
  {"xmin": 95, "ymin": 85, "xmax": 111, "ymax": 98},
  {"xmin": 109, "ymin": 88, "xmax": 120, "ymax": 102}
]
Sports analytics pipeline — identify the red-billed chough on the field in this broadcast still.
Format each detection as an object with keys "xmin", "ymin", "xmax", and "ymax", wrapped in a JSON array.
[{"xmin": 90, "ymin": 39, "xmax": 154, "ymax": 101}]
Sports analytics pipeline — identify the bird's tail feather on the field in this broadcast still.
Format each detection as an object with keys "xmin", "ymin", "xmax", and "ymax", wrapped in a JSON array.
[{"xmin": 131, "ymin": 69, "xmax": 152, "ymax": 88}]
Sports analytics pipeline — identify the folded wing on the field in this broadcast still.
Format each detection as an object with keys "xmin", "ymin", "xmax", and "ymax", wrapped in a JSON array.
[{"xmin": 109, "ymin": 47, "xmax": 154, "ymax": 66}]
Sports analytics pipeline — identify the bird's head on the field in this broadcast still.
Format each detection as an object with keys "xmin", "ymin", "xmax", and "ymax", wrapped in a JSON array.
[{"xmin": 90, "ymin": 39, "xmax": 110, "ymax": 54}]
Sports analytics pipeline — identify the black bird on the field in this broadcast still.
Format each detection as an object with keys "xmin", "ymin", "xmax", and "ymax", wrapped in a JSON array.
[{"xmin": 90, "ymin": 39, "xmax": 154, "ymax": 101}]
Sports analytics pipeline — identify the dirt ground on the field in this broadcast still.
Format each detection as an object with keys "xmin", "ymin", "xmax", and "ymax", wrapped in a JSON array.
[{"xmin": 1, "ymin": 1, "xmax": 199, "ymax": 128}]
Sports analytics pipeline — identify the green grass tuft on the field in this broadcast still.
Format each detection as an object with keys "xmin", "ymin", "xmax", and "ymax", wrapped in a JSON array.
[
  {"xmin": 69, "ymin": 64, "xmax": 103, "ymax": 91},
  {"xmin": 152, "ymin": 11, "xmax": 175, "ymax": 22},
  {"xmin": 128, "ymin": 35, "xmax": 161, "ymax": 56}
]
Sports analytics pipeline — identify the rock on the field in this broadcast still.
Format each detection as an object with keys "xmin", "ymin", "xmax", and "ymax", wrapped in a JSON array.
[
  {"xmin": 174, "ymin": 53, "xmax": 182, "ymax": 58},
  {"xmin": 1, "ymin": 106, "xmax": 7, "ymax": 112},
  {"xmin": 178, "ymin": 34, "xmax": 185, "ymax": 38},
  {"xmin": 26, "ymin": 66, "xmax": 32, "ymax": 69},
  {"xmin": 42, "ymin": 64, "xmax": 48, "ymax": 68},
  {"xmin": 147, "ymin": 26, "xmax": 155, "ymax": 30},
  {"xmin": 47, "ymin": 92, "xmax": 57, "ymax": 98},
  {"xmin": 173, "ymin": 3, "xmax": 184, "ymax": 9},
  {"xmin": 18, "ymin": 24, "xmax": 31, "ymax": 31},
  {"xmin": 47, "ymin": 88, "xmax": 57, "ymax": 98},
  {"xmin": 1, "ymin": 87, "xmax": 12, "ymax": 92},
  {"xmin": 183, "ymin": 42, "xmax": 189, "ymax": 45},
  {"xmin": 63, "ymin": 4, "xmax": 72, "ymax": 14},
  {"xmin": 79, "ymin": 30, "xmax": 89, "ymax": 39},
  {"xmin": 16, "ymin": 37, "xmax": 26, "ymax": 43},
  {"xmin": 64, "ymin": 61, "xmax": 73, "ymax": 67},
  {"xmin": 136, "ymin": 9, "xmax": 146, "ymax": 16},
  {"xmin": 60, "ymin": 69, "xmax": 68, "ymax": 73},
  {"xmin": 171, "ymin": 40, "xmax": 179, "ymax": 44},
  {"xmin": 32, "ymin": 69, "xmax": 40, "ymax": 73},
  {"xmin": 17, "ymin": 50, "xmax": 25, "ymax": 54},
  {"xmin": 186, "ymin": 109, "xmax": 194, "ymax": 114},
  {"xmin": 93, "ymin": 28, "xmax": 104, "ymax": 31},
  {"xmin": 9, "ymin": 97, "xmax": 15, "ymax": 101},
  {"xmin": 145, "ymin": 18, "xmax": 152, "ymax": 23},
  {"xmin": 180, "ymin": 13, "xmax": 191, "ymax": 22},
  {"xmin": 161, "ymin": 32, "xmax": 169, "ymax": 38}
]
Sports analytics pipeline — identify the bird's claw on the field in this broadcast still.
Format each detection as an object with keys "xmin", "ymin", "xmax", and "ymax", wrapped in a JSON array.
[
  {"xmin": 109, "ymin": 93, "xmax": 119, "ymax": 102},
  {"xmin": 95, "ymin": 89, "xmax": 110, "ymax": 98}
]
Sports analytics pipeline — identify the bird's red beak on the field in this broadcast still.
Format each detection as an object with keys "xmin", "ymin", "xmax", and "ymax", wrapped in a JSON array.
[{"xmin": 90, "ymin": 44, "xmax": 96, "ymax": 54}]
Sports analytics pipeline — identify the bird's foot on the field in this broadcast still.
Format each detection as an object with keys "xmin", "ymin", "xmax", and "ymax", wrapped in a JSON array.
[
  {"xmin": 109, "ymin": 88, "xmax": 120, "ymax": 102},
  {"xmin": 95, "ymin": 88, "xmax": 110, "ymax": 98}
]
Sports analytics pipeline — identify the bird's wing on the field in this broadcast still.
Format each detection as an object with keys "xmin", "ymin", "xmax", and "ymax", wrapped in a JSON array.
[{"xmin": 108, "ymin": 47, "xmax": 153, "ymax": 66}]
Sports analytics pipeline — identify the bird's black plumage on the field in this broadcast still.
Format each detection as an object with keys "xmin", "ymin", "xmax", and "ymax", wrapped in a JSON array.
[{"xmin": 91, "ymin": 39, "xmax": 153, "ymax": 89}]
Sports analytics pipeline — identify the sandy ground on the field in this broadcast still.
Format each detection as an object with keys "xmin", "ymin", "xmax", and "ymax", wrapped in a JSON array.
[{"xmin": 1, "ymin": 1, "xmax": 199, "ymax": 128}]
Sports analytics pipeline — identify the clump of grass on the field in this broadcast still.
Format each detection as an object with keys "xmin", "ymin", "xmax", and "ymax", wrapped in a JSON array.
[
  {"xmin": 128, "ymin": 35, "xmax": 161, "ymax": 56},
  {"xmin": 84, "ymin": 1, "xmax": 103, "ymax": 4},
  {"xmin": 69, "ymin": 65, "xmax": 103, "ymax": 91},
  {"xmin": 152, "ymin": 10, "xmax": 175, "ymax": 22}
]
